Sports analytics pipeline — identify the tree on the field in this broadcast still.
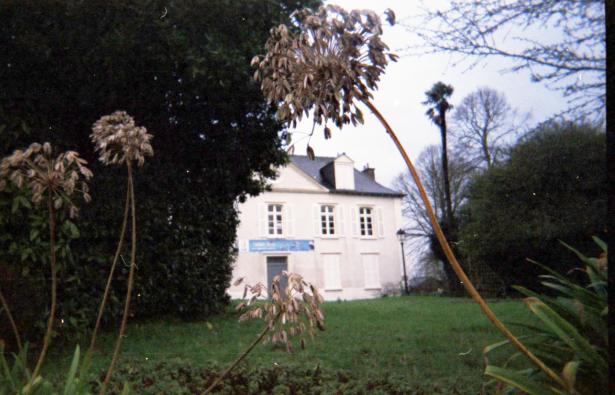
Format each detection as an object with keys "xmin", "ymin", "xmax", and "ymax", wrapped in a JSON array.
[
  {"xmin": 395, "ymin": 145, "xmax": 474, "ymax": 239},
  {"xmin": 451, "ymin": 87, "xmax": 528, "ymax": 168},
  {"xmin": 0, "ymin": 0, "xmax": 319, "ymax": 337},
  {"xmin": 458, "ymin": 122, "xmax": 606, "ymax": 289},
  {"xmin": 408, "ymin": 0, "xmax": 606, "ymax": 120},
  {"xmin": 394, "ymin": 145, "xmax": 475, "ymax": 291},
  {"xmin": 423, "ymin": 82, "xmax": 455, "ymax": 233}
]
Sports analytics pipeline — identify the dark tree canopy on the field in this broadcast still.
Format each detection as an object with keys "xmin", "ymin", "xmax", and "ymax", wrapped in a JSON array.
[
  {"xmin": 0, "ymin": 0, "xmax": 319, "ymax": 336},
  {"xmin": 458, "ymin": 122, "xmax": 606, "ymax": 289}
]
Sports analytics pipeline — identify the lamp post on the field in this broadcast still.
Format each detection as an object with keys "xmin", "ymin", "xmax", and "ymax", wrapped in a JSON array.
[{"xmin": 396, "ymin": 228, "xmax": 409, "ymax": 295}]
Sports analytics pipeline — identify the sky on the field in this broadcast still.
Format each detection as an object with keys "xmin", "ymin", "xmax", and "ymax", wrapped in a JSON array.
[{"xmin": 287, "ymin": 0, "xmax": 570, "ymax": 190}]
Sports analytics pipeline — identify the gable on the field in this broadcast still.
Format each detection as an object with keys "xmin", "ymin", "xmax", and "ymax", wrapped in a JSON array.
[{"xmin": 269, "ymin": 162, "xmax": 329, "ymax": 192}]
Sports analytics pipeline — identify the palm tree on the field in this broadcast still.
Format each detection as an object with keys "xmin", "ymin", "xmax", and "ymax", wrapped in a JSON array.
[{"xmin": 424, "ymin": 82, "xmax": 455, "ymax": 234}]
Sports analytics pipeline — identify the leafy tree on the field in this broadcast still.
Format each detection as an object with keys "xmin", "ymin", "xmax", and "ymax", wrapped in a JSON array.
[
  {"xmin": 0, "ymin": 0, "xmax": 319, "ymax": 338},
  {"xmin": 409, "ymin": 0, "xmax": 606, "ymax": 120},
  {"xmin": 451, "ymin": 87, "xmax": 528, "ymax": 168},
  {"xmin": 458, "ymin": 122, "xmax": 606, "ymax": 289}
]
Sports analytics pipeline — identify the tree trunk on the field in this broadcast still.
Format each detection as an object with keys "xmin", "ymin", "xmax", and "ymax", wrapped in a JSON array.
[{"xmin": 439, "ymin": 111, "xmax": 454, "ymax": 232}]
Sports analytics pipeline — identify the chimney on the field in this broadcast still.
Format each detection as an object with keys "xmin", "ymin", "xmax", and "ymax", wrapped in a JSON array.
[{"xmin": 362, "ymin": 164, "xmax": 375, "ymax": 181}]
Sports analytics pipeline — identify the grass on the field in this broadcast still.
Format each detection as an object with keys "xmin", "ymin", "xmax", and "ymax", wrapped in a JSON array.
[{"xmin": 44, "ymin": 296, "xmax": 532, "ymax": 393}]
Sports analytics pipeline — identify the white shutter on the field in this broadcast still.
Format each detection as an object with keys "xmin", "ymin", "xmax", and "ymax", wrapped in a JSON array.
[
  {"xmin": 363, "ymin": 254, "xmax": 380, "ymax": 288},
  {"xmin": 323, "ymin": 254, "xmax": 341, "ymax": 290},
  {"xmin": 377, "ymin": 207, "xmax": 384, "ymax": 238},
  {"xmin": 258, "ymin": 203, "xmax": 266, "ymax": 236},
  {"xmin": 336, "ymin": 205, "xmax": 345, "ymax": 236},
  {"xmin": 285, "ymin": 204, "xmax": 294, "ymax": 237},
  {"xmin": 313, "ymin": 204, "xmax": 321, "ymax": 237},
  {"xmin": 351, "ymin": 206, "xmax": 359, "ymax": 237}
]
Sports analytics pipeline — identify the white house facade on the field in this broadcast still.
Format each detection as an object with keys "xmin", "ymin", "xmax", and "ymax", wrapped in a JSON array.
[{"xmin": 228, "ymin": 154, "xmax": 405, "ymax": 301}]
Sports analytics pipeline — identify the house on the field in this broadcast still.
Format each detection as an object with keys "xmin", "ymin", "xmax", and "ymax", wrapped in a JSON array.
[{"xmin": 228, "ymin": 154, "xmax": 405, "ymax": 301}]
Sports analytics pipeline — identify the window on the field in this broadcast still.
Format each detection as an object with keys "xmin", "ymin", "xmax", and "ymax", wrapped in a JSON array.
[
  {"xmin": 362, "ymin": 254, "xmax": 380, "ymax": 289},
  {"xmin": 323, "ymin": 254, "xmax": 341, "ymax": 290},
  {"xmin": 320, "ymin": 205, "xmax": 335, "ymax": 235},
  {"xmin": 359, "ymin": 207, "xmax": 373, "ymax": 236},
  {"xmin": 267, "ymin": 204, "xmax": 283, "ymax": 235}
]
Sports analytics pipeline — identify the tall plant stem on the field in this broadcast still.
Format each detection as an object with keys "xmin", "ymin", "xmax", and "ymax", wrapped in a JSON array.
[
  {"xmin": 99, "ymin": 162, "xmax": 137, "ymax": 395},
  {"xmin": 85, "ymin": 186, "xmax": 130, "ymax": 365},
  {"xmin": 0, "ymin": 288, "xmax": 22, "ymax": 353},
  {"xmin": 29, "ymin": 195, "xmax": 58, "ymax": 388},
  {"xmin": 202, "ymin": 311, "xmax": 281, "ymax": 395},
  {"xmin": 362, "ymin": 99, "xmax": 567, "ymax": 390}
]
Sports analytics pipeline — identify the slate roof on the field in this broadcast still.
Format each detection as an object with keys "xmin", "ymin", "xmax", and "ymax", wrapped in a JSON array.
[{"xmin": 289, "ymin": 155, "xmax": 404, "ymax": 197}]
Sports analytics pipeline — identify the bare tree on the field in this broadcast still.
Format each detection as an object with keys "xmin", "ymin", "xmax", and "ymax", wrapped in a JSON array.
[
  {"xmin": 406, "ymin": 0, "xmax": 605, "ymax": 120},
  {"xmin": 394, "ymin": 145, "xmax": 475, "ymax": 287},
  {"xmin": 395, "ymin": 146, "xmax": 474, "ymax": 237},
  {"xmin": 451, "ymin": 87, "xmax": 529, "ymax": 168}
]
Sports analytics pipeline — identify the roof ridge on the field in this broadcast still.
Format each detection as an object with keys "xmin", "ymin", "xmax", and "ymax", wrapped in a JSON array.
[
  {"xmin": 289, "ymin": 155, "xmax": 404, "ymax": 198},
  {"xmin": 289, "ymin": 154, "xmax": 337, "ymax": 159}
]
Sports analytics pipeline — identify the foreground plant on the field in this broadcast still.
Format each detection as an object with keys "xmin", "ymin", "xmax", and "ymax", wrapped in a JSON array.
[
  {"xmin": 483, "ymin": 238, "xmax": 608, "ymax": 395},
  {"xmin": 252, "ymin": 4, "xmax": 566, "ymax": 388},
  {"xmin": 203, "ymin": 273, "xmax": 325, "ymax": 394},
  {"xmin": 0, "ymin": 142, "xmax": 92, "ymax": 391},
  {"xmin": 90, "ymin": 111, "xmax": 153, "ymax": 395}
]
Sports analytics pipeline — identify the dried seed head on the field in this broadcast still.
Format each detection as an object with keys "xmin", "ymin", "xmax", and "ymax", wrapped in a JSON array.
[
  {"xmin": 237, "ymin": 272, "xmax": 325, "ymax": 353},
  {"xmin": 91, "ymin": 111, "xmax": 154, "ymax": 167},
  {"xmin": 254, "ymin": 5, "xmax": 397, "ymax": 135},
  {"xmin": 0, "ymin": 142, "xmax": 93, "ymax": 217}
]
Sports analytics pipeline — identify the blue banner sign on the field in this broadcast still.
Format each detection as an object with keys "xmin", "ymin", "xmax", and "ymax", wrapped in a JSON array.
[{"xmin": 248, "ymin": 239, "xmax": 313, "ymax": 252}]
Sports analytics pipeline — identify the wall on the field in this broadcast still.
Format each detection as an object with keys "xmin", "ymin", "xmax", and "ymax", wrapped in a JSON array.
[{"xmin": 229, "ymin": 164, "xmax": 403, "ymax": 301}]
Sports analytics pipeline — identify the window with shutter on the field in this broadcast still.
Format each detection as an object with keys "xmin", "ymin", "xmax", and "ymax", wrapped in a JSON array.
[
  {"xmin": 359, "ymin": 207, "xmax": 374, "ymax": 236},
  {"xmin": 320, "ymin": 205, "xmax": 335, "ymax": 235},
  {"xmin": 267, "ymin": 204, "xmax": 283, "ymax": 236}
]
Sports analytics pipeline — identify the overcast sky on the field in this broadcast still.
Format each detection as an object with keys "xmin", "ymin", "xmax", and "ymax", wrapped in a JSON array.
[{"xmin": 288, "ymin": 0, "xmax": 570, "ymax": 189}]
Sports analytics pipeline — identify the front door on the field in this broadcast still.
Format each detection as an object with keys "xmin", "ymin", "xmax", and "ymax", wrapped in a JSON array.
[{"xmin": 266, "ymin": 256, "xmax": 288, "ymax": 297}]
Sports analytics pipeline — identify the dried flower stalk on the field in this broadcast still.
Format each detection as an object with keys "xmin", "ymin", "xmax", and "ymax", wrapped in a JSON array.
[
  {"xmin": 91, "ymin": 111, "xmax": 153, "ymax": 395},
  {"xmin": 253, "ymin": 5, "xmax": 566, "ymax": 389},
  {"xmin": 0, "ymin": 288, "xmax": 22, "ymax": 353},
  {"xmin": 203, "ymin": 273, "xmax": 325, "ymax": 394},
  {"xmin": 0, "ymin": 142, "xmax": 92, "ymax": 390}
]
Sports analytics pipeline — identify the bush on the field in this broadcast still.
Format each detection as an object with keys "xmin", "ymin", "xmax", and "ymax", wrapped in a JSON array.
[
  {"xmin": 92, "ymin": 358, "xmax": 448, "ymax": 394},
  {"xmin": 458, "ymin": 122, "xmax": 606, "ymax": 290},
  {"xmin": 0, "ymin": 0, "xmax": 317, "ymax": 343}
]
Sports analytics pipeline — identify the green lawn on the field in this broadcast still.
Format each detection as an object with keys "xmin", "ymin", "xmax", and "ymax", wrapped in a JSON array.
[{"xmin": 45, "ymin": 296, "xmax": 532, "ymax": 393}]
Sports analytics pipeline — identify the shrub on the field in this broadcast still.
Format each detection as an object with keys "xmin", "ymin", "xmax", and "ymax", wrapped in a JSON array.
[
  {"xmin": 93, "ymin": 359, "xmax": 430, "ymax": 395},
  {"xmin": 483, "ymin": 238, "xmax": 608, "ymax": 394},
  {"xmin": 459, "ymin": 123, "xmax": 606, "ymax": 290}
]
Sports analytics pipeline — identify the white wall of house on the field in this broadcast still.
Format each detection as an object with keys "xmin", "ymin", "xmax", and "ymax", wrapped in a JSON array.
[{"xmin": 228, "ymin": 161, "xmax": 404, "ymax": 301}]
